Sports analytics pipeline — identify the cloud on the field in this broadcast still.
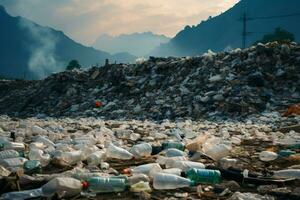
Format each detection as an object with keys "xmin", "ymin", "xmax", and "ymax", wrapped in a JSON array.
[{"xmin": 0, "ymin": 0, "xmax": 239, "ymax": 45}]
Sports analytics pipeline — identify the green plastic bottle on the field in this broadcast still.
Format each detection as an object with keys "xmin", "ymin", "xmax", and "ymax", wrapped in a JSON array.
[
  {"xmin": 85, "ymin": 177, "xmax": 128, "ymax": 193},
  {"xmin": 23, "ymin": 160, "xmax": 42, "ymax": 174},
  {"xmin": 278, "ymin": 150, "xmax": 296, "ymax": 157},
  {"xmin": 162, "ymin": 142, "xmax": 185, "ymax": 151},
  {"xmin": 185, "ymin": 168, "xmax": 221, "ymax": 184}
]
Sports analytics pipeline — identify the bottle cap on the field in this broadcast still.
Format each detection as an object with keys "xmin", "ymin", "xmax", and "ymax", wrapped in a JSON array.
[
  {"xmin": 123, "ymin": 168, "xmax": 132, "ymax": 174},
  {"xmin": 82, "ymin": 181, "xmax": 89, "ymax": 189}
]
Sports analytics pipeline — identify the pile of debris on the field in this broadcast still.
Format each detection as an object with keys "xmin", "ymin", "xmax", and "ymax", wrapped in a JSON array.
[
  {"xmin": 0, "ymin": 116, "xmax": 299, "ymax": 200},
  {"xmin": 0, "ymin": 41, "xmax": 300, "ymax": 120}
]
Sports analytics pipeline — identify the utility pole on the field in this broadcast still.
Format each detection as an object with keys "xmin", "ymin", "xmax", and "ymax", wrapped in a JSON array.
[{"xmin": 242, "ymin": 12, "xmax": 247, "ymax": 49}]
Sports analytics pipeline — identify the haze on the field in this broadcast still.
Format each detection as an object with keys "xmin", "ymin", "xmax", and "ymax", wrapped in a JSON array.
[{"xmin": 0, "ymin": 0, "xmax": 239, "ymax": 45}]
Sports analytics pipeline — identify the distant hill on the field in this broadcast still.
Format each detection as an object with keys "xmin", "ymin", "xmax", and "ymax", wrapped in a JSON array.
[
  {"xmin": 93, "ymin": 32, "xmax": 170, "ymax": 57},
  {"xmin": 0, "ymin": 5, "xmax": 136, "ymax": 79},
  {"xmin": 151, "ymin": 0, "xmax": 300, "ymax": 56}
]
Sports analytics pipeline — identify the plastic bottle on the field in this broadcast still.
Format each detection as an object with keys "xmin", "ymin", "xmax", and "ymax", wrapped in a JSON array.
[
  {"xmin": 84, "ymin": 177, "xmax": 128, "ymax": 193},
  {"xmin": 170, "ymin": 161, "xmax": 205, "ymax": 172},
  {"xmin": 24, "ymin": 160, "xmax": 42, "ymax": 174},
  {"xmin": 35, "ymin": 136, "xmax": 55, "ymax": 147},
  {"xmin": 29, "ymin": 148, "xmax": 51, "ymax": 167},
  {"xmin": 130, "ymin": 143, "xmax": 152, "ymax": 158},
  {"xmin": 128, "ymin": 174, "xmax": 150, "ymax": 185},
  {"xmin": 0, "ymin": 150, "xmax": 20, "ymax": 159},
  {"xmin": 162, "ymin": 168, "xmax": 182, "ymax": 176},
  {"xmin": 153, "ymin": 173, "xmax": 194, "ymax": 190},
  {"xmin": 0, "ymin": 157, "xmax": 28, "ymax": 172},
  {"xmin": 164, "ymin": 148, "xmax": 187, "ymax": 157},
  {"xmin": 54, "ymin": 150, "xmax": 83, "ymax": 165},
  {"xmin": 87, "ymin": 151, "xmax": 106, "ymax": 166},
  {"xmin": 219, "ymin": 158, "xmax": 238, "ymax": 169},
  {"xmin": 186, "ymin": 134, "xmax": 209, "ymax": 152},
  {"xmin": 162, "ymin": 142, "xmax": 185, "ymax": 151},
  {"xmin": 185, "ymin": 168, "xmax": 221, "ymax": 184},
  {"xmin": 41, "ymin": 177, "xmax": 83, "ymax": 197},
  {"xmin": 203, "ymin": 144, "xmax": 232, "ymax": 161},
  {"xmin": 3, "ymin": 142, "xmax": 25, "ymax": 151},
  {"xmin": 106, "ymin": 143, "xmax": 134, "ymax": 160},
  {"xmin": 1, "ymin": 188, "xmax": 43, "ymax": 200},
  {"xmin": 156, "ymin": 156, "xmax": 187, "ymax": 167},
  {"xmin": 278, "ymin": 150, "xmax": 296, "ymax": 157},
  {"xmin": 124, "ymin": 163, "xmax": 162, "ymax": 177},
  {"xmin": 32, "ymin": 125, "xmax": 48, "ymax": 135},
  {"xmin": 259, "ymin": 151, "xmax": 278, "ymax": 162},
  {"xmin": 273, "ymin": 169, "xmax": 300, "ymax": 179}
]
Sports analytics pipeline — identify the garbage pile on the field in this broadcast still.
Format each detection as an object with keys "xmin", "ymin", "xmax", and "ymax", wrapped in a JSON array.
[
  {"xmin": 0, "ymin": 116, "xmax": 299, "ymax": 200},
  {"xmin": 0, "ymin": 41, "xmax": 300, "ymax": 120}
]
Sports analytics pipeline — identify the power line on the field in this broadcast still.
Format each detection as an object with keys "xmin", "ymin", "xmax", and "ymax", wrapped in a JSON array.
[{"xmin": 240, "ymin": 12, "xmax": 300, "ymax": 48}]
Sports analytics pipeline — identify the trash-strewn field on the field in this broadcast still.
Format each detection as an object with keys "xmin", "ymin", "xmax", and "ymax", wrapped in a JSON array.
[{"xmin": 0, "ymin": 42, "xmax": 299, "ymax": 199}]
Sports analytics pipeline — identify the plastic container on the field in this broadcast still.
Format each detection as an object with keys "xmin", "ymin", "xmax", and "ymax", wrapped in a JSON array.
[
  {"xmin": 128, "ymin": 174, "xmax": 150, "ymax": 185},
  {"xmin": 0, "ymin": 150, "xmax": 20, "ymax": 159},
  {"xmin": 273, "ymin": 169, "xmax": 300, "ymax": 179},
  {"xmin": 124, "ymin": 163, "xmax": 162, "ymax": 177},
  {"xmin": 35, "ymin": 136, "xmax": 55, "ymax": 147},
  {"xmin": 162, "ymin": 142, "xmax": 185, "ymax": 151},
  {"xmin": 219, "ymin": 158, "xmax": 238, "ymax": 169},
  {"xmin": 164, "ymin": 148, "xmax": 187, "ymax": 157},
  {"xmin": 32, "ymin": 125, "xmax": 48, "ymax": 135},
  {"xmin": 24, "ymin": 160, "xmax": 42, "ymax": 173},
  {"xmin": 0, "ymin": 157, "xmax": 28, "ymax": 172},
  {"xmin": 29, "ymin": 148, "xmax": 51, "ymax": 167},
  {"xmin": 162, "ymin": 168, "xmax": 182, "ymax": 176},
  {"xmin": 85, "ymin": 177, "xmax": 128, "ymax": 193},
  {"xmin": 153, "ymin": 173, "xmax": 194, "ymax": 190},
  {"xmin": 170, "ymin": 161, "xmax": 205, "ymax": 172},
  {"xmin": 259, "ymin": 151, "xmax": 278, "ymax": 162},
  {"xmin": 186, "ymin": 134, "xmax": 209, "ymax": 152},
  {"xmin": 106, "ymin": 143, "xmax": 134, "ymax": 160},
  {"xmin": 185, "ymin": 168, "xmax": 221, "ymax": 184},
  {"xmin": 130, "ymin": 181, "xmax": 152, "ymax": 193},
  {"xmin": 156, "ymin": 156, "xmax": 187, "ymax": 167},
  {"xmin": 41, "ymin": 177, "xmax": 83, "ymax": 197},
  {"xmin": 87, "ymin": 151, "xmax": 106, "ymax": 166},
  {"xmin": 203, "ymin": 144, "xmax": 232, "ymax": 161},
  {"xmin": 278, "ymin": 150, "xmax": 296, "ymax": 157},
  {"xmin": 54, "ymin": 150, "xmax": 83, "ymax": 165},
  {"xmin": 130, "ymin": 143, "xmax": 152, "ymax": 158},
  {"xmin": 1, "ymin": 188, "xmax": 43, "ymax": 200},
  {"xmin": 3, "ymin": 142, "xmax": 25, "ymax": 151}
]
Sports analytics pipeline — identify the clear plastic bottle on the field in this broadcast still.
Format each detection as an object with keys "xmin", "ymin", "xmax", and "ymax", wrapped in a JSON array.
[
  {"xmin": 186, "ymin": 134, "xmax": 209, "ymax": 152},
  {"xmin": 130, "ymin": 143, "xmax": 152, "ymax": 158},
  {"xmin": 273, "ymin": 169, "xmax": 300, "ymax": 179},
  {"xmin": 3, "ymin": 142, "xmax": 25, "ymax": 151},
  {"xmin": 85, "ymin": 177, "xmax": 128, "ymax": 193},
  {"xmin": 170, "ymin": 161, "xmax": 205, "ymax": 172},
  {"xmin": 185, "ymin": 168, "xmax": 221, "ymax": 184},
  {"xmin": 0, "ymin": 157, "xmax": 28, "ymax": 172},
  {"xmin": 35, "ymin": 136, "xmax": 55, "ymax": 147},
  {"xmin": 259, "ymin": 151, "xmax": 278, "ymax": 161},
  {"xmin": 203, "ymin": 144, "xmax": 232, "ymax": 161},
  {"xmin": 124, "ymin": 163, "xmax": 162, "ymax": 177},
  {"xmin": 153, "ymin": 173, "xmax": 194, "ymax": 190},
  {"xmin": 0, "ymin": 150, "xmax": 20, "ymax": 159},
  {"xmin": 87, "ymin": 151, "xmax": 106, "ymax": 166},
  {"xmin": 106, "ymin": 143, "xmax": 134, "ymax": 160},
  {"xmin": 54, "ymin": 150, "xmax": 83, "ymax": 165},
  {"xmin": 219, "ymin": 158, "xmax": 238, "ymax": 169},
  {"xmin": 29, "ymin": 148, "xmax": 51, "ymax": 167},
  {"xmin": 162, "ymin": 168, "xmax": 182, "ymax": 176},
  {"xmin": 128, "ymin": 174, "xmax": 150, "ymax": 185},
  {"xmin": 1, "ymin": 188, "xmax": 43, "ymax": 200},
  {"xmin": 162, "ymin": 142, "xmax": 185, "ymax": 151},
  {"xmin": 164, "ymin": 148, "xmax": 187, "ymax": 157},
  {"xmin": 156, "ymin": 156, "xmax": 187, "ymax": 167},
  {"xmin": 41, "ymin": 177, "xmax": 83, "ymax": 198},
  {"xmin": 32, "ymin": 125, "xmax": 48, "ymax": 135}
]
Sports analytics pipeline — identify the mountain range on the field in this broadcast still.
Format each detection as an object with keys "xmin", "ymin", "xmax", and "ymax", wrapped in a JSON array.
[
  {"xmin": 151, "ymin": 0, "xmax": 300, "ymax": 56},
  {"xmin": 0, "ymin": 5, "xmax": 136, "ymax": 79},
  {"xmin": 93, "ymin": 32, "xmax": 170, "ymax": 57}
]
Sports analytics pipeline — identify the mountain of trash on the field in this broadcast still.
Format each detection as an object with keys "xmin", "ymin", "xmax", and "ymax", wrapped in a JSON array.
[{"xmin": 0, "ymin": 42, "xmax": 299, "ymax": 120}]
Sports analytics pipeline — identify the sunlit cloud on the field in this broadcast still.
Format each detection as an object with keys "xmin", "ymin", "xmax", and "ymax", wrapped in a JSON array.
[{"xmin": 1, "ymin": 0, "xmax": 239, "ymax": 45}]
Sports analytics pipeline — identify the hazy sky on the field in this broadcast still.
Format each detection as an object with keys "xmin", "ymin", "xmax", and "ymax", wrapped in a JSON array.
[{"xmin": 1, "ymin": 0, "xmax": 239, "ymax": 45}]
